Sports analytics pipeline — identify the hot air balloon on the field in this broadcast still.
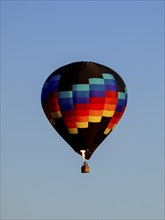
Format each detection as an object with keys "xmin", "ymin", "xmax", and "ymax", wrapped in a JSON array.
[{"xmin": 41, "ymin": 61, "xmax": 127, "ymax": 173}]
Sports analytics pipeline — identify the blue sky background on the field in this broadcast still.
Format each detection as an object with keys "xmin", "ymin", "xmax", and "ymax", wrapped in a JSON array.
[{"xmin": 1, "ymin": 1, "xmax": 164, "ymax": 219}]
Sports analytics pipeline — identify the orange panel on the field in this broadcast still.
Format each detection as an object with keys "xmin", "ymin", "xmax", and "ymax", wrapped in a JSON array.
[
  {"xmin": 104, "ymin": 104, "xmax": 116, "ymax": 111},
  {"xmin": 89, "ymin": 110, "xmax": 103, "ymax": 116},
  {"xmin": 76, "ymin": 116, "xmax": 89, "ymax": 122}
]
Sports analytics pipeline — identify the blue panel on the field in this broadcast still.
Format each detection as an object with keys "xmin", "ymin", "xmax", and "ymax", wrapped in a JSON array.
[
  {"xmin": 42, "ymin": 76, "xmax": 60, "ymax": 99},
  {"xmin": 41, "ymin": 90, "xmax": 48, "ymax": 101},
  {"xmin": 50, "ymin": 74, "xmax": 61, "ymax": 81},
  {"xmin": 104, "ymin": 79, "xmax": 117, "ymax": 86},
  {"xmin": 90, "ymin": 84, "xmax": 105, "ymax": 91},
  {"xmin": 118, "ymin": 99, "xmax": 126, "ymax": 106},
  {"xmin": 125, "ymin": 93, "xmax": 128, "ymax": 101},
  {"xmin": 42, "ymin": 81, "xmax": 49, "ymax": 89},
  {"xmin": 59, "ymin": 104, "xmax": 73, "ymax": 111},
  {"xmin": 90, "ymin": 90, "xmax": 105, "ymax": 97},
  {"xmin": 46, "ymin": 84, "xmax": 57, "ymax": 93},
  {"xmin": 59, "ymin": 98, "xmax": 73, "ymax": 105},
  {"xmin": 73, "ymin": 97, "xmax": 89, "ymax": 104},
  {"xmin": 116, "ymin": 105, "xmax": 123, "ymax": 112},
  {"xmin": 42, "ymin": 82, "xmax": 50, "ymax": 100},
  {"xmin": 59, "ymin": 102, "xmax": 73, "ymax": 111},
  {"xmin": 58, "ymin": 95, "xmax": 73, "ymax": 111},
  {"xmin": 105, "ymin": 85, "xmax": 118, "ymax": 91},
  {"xmin": 49, "ymin": 81, "xmax": 59, "ymax": 90},
  {"xmin": 73, "ymin": 91, "xmax": 89, "ymax": 98}
]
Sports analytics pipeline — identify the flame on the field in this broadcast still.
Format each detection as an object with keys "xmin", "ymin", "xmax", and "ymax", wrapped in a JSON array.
[{"xmin": 80, "ymin": 150, "xmax": 86, "ymax": 160}]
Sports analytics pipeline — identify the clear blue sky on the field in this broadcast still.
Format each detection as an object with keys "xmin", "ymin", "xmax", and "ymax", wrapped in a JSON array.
[{"xmin": 1, "ymin": 1, "xmax": 164, "ymax": 219}]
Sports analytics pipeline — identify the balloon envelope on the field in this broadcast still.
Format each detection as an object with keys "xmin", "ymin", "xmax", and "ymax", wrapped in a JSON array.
[{"xmin": 41, "ymin": 62, "xmax": 127, "ymax": 159}]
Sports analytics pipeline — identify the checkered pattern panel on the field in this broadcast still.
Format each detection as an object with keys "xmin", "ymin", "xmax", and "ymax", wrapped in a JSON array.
[
  {"xmin": 42, "ymin": 72, "xmax": 127, "ymax": 135},
  {"xmin": 41, "ymin": 62, "xmax": 128, "ymax": 160}
]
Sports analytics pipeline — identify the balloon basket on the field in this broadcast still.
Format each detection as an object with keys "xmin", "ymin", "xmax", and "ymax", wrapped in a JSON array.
[{"xmin": 81, "ymin": 162, "xmax": 90, "ymax": 173}]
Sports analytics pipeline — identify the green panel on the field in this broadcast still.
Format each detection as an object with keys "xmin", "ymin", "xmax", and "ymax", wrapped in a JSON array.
[
  {"xmin": 102, "ymin": 73, "xmax": 115, "ymax": 80},
  {"xmin": 73, "ymin": 84, "xmax": 89, "ymax": 91},
  {"xmin": 58, "ymin": 91, "xmax": 73, "ymax": 98},
  {"xmin": 89, "ymin": 78, "xmax": 104, "ymax": 85},
  {"xmin": 118, "ymin": 92, "xmax": 126, "ymax": 99}
]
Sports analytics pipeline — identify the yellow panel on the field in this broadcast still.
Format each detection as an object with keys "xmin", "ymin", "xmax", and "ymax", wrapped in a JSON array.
[
  {"xmin": 89, "ymin": 116, "xmax": 101, "ymax": 122},
  {"xmin": 68, "ymin": 128, "xmax": 78, "ymax": 134},
  {"xmin": 49, "ymin": 119, "xmax": 56, "ymax": 126},
  {"xmin": 104, "ymin": 128, "xmax": 111, "ymax": 135},
  {"xmin": 103, "ymin": 110, "xmax": 114, "ymax": 117},
  {"xmin": 76, "ymin": 122, "xmax": 88, "ymax": 128},
  {"xmin": 51, "ymin": 111, "xmax": 62, "ymax": 118}
]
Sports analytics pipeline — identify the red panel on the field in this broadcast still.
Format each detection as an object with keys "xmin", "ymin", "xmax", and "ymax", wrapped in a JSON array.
[
  {"xmin": 47, "ymin": 92, "xmax": 58, "ymax": 99},
  {"xmin": 105, "ymin": 91, "xmax": 118, "ymax": 98},
  {"xmin": 104, "ymin": 97, "xmax": 118, "ymax": 104},
  {"xmin": 65, "ymin": 121, "xmax": 77, "ymax": 128},
  {"xmin": 112, "ymin": 111, "xmax": 122, "ymax": 118},
  {"xmin": 63, "ymin": 116, "xmax": 76, "ymax": 122},
  {"xmin": 75, "ymin": 109, "xmax": 89, "ymax": 116},
  {"xmin": 89, "ymin": 103, "xmax": 104, "ymax": 110},
  {"xmin": 62, "ymin": 110, "xmax": 75, "ymax": 117},
  {"xmin": 74, "ymin": 104, "xmax": 89, "ymax": 110},
  {"xmin": 107, "ymin": 123, "xmax": 114, "ymax": 129},
  {"xmin": 89, "ymin": 97, "xmax": 105, "ymax": 104},
  {"xmin": 48, "ymin": 99, "xmax": 58, "ymax": 105},
  {"xmin": 48, "ymin": 100, "xmax": 60, "ymax": 111}
]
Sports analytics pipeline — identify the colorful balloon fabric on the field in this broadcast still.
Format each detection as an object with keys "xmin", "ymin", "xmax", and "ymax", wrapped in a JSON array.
[{"xmin": 41, "ymin": 62, "xmax": 127, "ymax": 159}]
